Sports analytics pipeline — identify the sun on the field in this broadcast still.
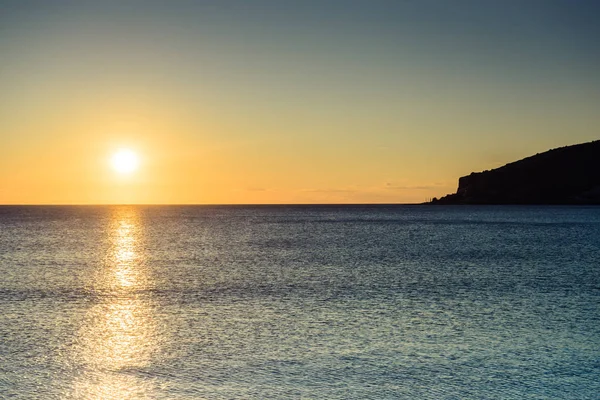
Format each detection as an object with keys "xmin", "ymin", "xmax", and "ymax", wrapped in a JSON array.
[{"xmin": 111, "ymin": 149, "xmax": 139, "ymax": 174}]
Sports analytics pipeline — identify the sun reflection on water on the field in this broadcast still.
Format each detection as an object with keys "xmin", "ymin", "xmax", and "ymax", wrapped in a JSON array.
[
  {"xmin": 113, "ymin": 218, "xmax": 143, "ymax": 288},
  {"xmin": 70, "ymin": 207, "xmax": 159, "ymax": 399}
]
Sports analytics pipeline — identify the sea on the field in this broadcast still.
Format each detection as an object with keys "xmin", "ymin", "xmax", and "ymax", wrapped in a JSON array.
[{"xmin": 0, "ymin": 205, "xmax": 599, "ymax": 399}]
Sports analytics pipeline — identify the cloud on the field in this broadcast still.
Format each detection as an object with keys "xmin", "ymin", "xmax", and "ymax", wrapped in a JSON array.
[
  {"xmin": 301, "ymin": 188, "xmax": 357, "ymax": 194},
  {"xmin": 384, "ymin": 182, "xmax": 445, "ymax": 190}
]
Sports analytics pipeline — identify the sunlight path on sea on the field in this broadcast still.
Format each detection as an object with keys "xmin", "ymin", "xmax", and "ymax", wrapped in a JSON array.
[{"xmin": 68, "ymin": 207, "xmax": 160, "ymax": 399}]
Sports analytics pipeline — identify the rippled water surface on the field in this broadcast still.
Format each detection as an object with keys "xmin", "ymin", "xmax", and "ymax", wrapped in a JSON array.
[{"xmin": 1, "ymin": 205, "xmax": 599, "ymax": 399}]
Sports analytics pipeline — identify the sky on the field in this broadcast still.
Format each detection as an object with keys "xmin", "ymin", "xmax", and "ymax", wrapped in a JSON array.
[{"xmin": 1, "ymin": 0, "xmax": 599, "ymax": 204}]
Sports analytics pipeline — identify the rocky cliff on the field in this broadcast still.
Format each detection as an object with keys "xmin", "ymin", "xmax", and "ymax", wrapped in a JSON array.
[{"xmin": 431, "ymin": 140, "xmax": 600, "ymax": 205}]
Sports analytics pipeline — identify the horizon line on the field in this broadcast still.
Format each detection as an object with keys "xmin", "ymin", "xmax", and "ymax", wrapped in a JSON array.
[{"xmin": 0, "ymin": 202, "xmax": 424, "ymax": 207}]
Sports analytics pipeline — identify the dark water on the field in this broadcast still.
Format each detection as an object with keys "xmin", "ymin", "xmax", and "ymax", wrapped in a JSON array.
[{"xmin": 1, "ymin": 205, "xmax": 599, "ymax": 399}]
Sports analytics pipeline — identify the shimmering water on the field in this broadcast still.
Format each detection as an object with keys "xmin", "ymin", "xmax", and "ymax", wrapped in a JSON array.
[{"xmin": 1, "ymin": 205, "xmax": 599, "ymax": 399}]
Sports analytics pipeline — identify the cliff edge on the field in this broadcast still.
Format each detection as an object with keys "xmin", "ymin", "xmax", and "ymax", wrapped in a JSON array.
[{"xmin": 431, "ymin": 140, "xmax": 600, "ymax": 205}]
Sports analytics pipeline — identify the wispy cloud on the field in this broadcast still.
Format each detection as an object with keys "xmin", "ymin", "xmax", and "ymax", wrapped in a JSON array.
[
  {"xmin": 384, "ymin": 182, "xmax": 447, "ymax": 191},
  {"xmin": 301, "ymin": 188, "xmax": 357, "ymax": 194}
]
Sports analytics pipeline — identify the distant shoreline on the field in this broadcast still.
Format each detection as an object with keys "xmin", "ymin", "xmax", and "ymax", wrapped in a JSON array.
[{"xmin": 428, "ymin": 140, "xmax": 600, "ymax": 205}]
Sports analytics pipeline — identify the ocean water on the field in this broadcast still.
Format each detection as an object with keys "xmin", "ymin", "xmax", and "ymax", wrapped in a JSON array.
[{"xmin": 0, "ymin": 205, "xmax": 599, "ymax": 399}]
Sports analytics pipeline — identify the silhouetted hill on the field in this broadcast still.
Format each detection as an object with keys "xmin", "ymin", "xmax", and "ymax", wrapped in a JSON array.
[{"xmin": 431, "ymin": 141, "xmax": 600, "ymax": 205}]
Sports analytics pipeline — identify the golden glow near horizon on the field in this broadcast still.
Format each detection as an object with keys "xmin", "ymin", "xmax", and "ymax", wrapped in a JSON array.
[{"xmin": 111, "ymin": 149, "xmax": 139, "ymax": 175}]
